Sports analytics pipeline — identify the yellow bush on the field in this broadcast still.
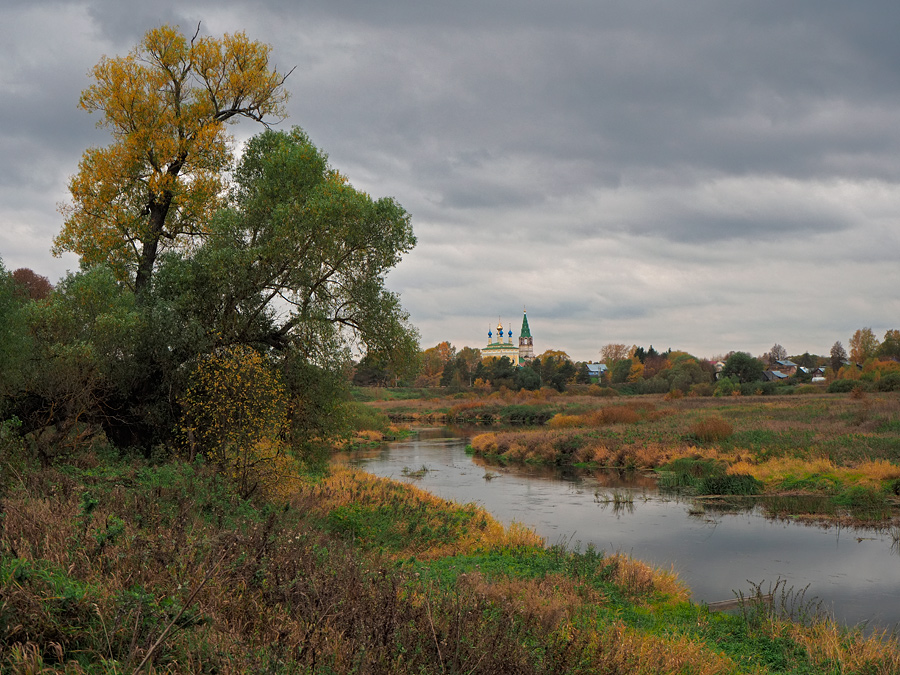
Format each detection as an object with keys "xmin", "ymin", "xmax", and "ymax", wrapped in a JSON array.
[
  {"xmin": 548, "ymin": 414, "xmax": 584, "ymax": 428},
  {"xmin": 178, "ymin": 345, "xmax": 290, "ymax": 498}
]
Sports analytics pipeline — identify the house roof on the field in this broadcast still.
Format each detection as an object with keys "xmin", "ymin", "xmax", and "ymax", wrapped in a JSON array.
[{"xmin": 775, "ymin": 359, "xmax": 798, "ymax": 367}]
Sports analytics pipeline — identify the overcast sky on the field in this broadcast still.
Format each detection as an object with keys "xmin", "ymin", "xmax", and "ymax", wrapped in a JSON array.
[{"xmin": 2, "ymin": 2, "xmax": 899, "ymax": 361}]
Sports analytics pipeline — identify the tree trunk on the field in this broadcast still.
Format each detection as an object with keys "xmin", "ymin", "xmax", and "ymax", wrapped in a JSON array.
[{"xmin": 134, "ymin": 194, "xmax": 172, "ymax": 296}]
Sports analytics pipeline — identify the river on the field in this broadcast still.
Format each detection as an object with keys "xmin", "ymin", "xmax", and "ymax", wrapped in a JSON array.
[{"xmin": 337, "ymin": 427, "xmax": 900, "ymax": 631}]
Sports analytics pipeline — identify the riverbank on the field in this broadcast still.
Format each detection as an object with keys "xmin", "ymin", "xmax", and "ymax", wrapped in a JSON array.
[{"xmin": 5, "ymin": 437, "xmax": 900, "ymax": 673}]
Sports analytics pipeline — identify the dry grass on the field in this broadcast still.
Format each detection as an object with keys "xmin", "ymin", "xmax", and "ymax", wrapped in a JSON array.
[
  {"xmin": 727, "ymin": 456, "xmax": 900, "ymax": 489},
  {"xmin": 604, "ymin": 553, "xmax": 689, "ymax": 603},
  {"xmin": 576, "ymin": 621, "xmax": 741, "ymax": 675},
  {"xmin": 787, "ymin": 622, "xmax": 900, "ymax": 674},
  {"xmin": 460, "ymin": 572, "xmax": 589, "ymax": 631}
]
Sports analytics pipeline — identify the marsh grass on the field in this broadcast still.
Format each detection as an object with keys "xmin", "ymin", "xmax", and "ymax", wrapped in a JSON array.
[{"xmin": 401, "ymin": 463, "xmax": 430, "ymax": 478}]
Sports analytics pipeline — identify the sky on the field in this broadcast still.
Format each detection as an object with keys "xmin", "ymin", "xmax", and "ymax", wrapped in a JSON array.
[{"xmin": 2, "ymin": 2, "xmax": 899, "ymax": 362}]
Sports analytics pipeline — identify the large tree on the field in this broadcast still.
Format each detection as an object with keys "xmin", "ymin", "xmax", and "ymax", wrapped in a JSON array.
[
  {"xmin": 722, "ymin": 351, "xmax": 764, "ymax": 383},
  {"xmin": 55, "ymin": 24, "xmax": 291, "ymax": 293}
]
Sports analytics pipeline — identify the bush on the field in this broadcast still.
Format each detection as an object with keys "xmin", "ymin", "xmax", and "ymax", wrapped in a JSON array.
[
  {"xmin": 698, "ymin": 474, "xmax": 762, "ymax": 495},
  {"xmin": 828, "ymin": 379, "xmax": 871, "ymax": 393},
  {"xmin": 177, "ymin": 346, "xmax": 291, "ymax": 498},
  {"xmin": 875, "ymin": 372, "xmax": 900, "ymax": 392},
  {"xmin": 714, "ymin": 378, "xmax": 736, "ymax": 397},
  {"xmin": 688, "ymin": 415, "xmax": 733, "ymax": 442},
  {"xmin": 740, "ymin": 381, "xmax": 776, "ymax": 396},
  {"xmin": 589, "ymin": 406, "xmax": 641, "ymax": 425},
  {"xmin": 587, "ymin": 385, "xmax": 619, "ymax": 397},
  {"xmin": 689, "ymin": 383, "xmax": 715, "ymax": 397}
]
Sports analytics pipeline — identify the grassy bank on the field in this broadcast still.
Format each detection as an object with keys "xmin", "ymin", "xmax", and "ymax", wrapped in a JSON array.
[{"xmin": 3, "ymin": 437, "xmax": 900, "ymax": 673}]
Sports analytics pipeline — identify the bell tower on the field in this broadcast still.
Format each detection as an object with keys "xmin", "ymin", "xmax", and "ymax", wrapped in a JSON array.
[{"xmin": 518, "ymin": 309, "xmax": 534, "ymax": 362}]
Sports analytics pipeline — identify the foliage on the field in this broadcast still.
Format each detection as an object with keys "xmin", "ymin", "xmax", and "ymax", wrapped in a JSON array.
[
  {"xmin": 55, "ymin": 24, "xmax": 291, "ymax": 292},
  {"xmin": 198, "ymin": 126, "xmax": 418, "ymax": 369},
  {"xmin": 849, "ymin": 327, "xmax": 879, "ymax": 364},
  {"xmin": 177, "ymin": 345, "xmax": 291, "ymax": 498},
  {"xmin": 722, "ymin": 351, "xmax": 765, "ymax": 383},
  {"xmin": 5, "ymin": 266, "xmax": 141, "ymax": 461},
  {"xmin": 877, "ymin": 328, "xmax": 900, "ymax": 361},
  {"xmin": 0, "ymin": 262, "xmax": 30, "ymax": 405},
  {"xmin": 830, "ymin": 340, "xmax": 847, "ymax": 373},
  {"xmin": 11, "ymin": 267, "xmax": 53, "ymax": 300},
  {"xmin": 827, "ymin": 379, "xmax": 867, "ymax": 393}
]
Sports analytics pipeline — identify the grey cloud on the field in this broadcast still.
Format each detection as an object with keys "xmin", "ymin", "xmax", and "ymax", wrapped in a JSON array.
[{"xmin": 4, "ymin": 1, "xmax": 900, "ymax": 358}]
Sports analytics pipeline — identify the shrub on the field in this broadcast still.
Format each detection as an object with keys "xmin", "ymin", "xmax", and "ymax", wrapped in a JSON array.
[
  {"xmin": 589, "ymin": 406, "xmax": 641, "ymax": 425},
  {"xmin": 740, "ymin": 381, "xmax": 776, "ymax": 396},
  {"xmin": 587, "ymin": 385, "xmax": 618, "ymax": 397},
  {"xmin": 875, "ymin": 372, "xmax": 900, "ymax": 391},
  {"xmin": 714, "ymin": 378, "xmax": 735, "ymax": 397},
  {"xmin": 828, "ymin": 379, "xmax": 869, "ymax": 393},
  {"xmin": 689, "ymin": 382, "xmax": 715, "ymax": 397},
  {"xmin": 697, "ymin": 474, "xmax": 762, "ymax": 495},
  {"xmin": 177, "ymin": 346, "xmax": 291, "ymax": 498},
  {"xmin": 548, "ymin": 414, "xmax": 583, "ymax": 428},
  {"xmin": 688, "ymin": 415, "xmax": 733, "ymax": 442}
]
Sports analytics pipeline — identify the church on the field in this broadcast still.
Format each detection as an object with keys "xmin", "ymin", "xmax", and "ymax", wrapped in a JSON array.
[{"xmin": 481, "ymin": 310, "xmax": 535, "ymax": 366}]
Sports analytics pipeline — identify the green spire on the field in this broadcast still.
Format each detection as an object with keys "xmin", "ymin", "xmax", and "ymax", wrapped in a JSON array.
[{"xmin": 520, "ymin": 309, "xmax": 531, "ymax": 338}]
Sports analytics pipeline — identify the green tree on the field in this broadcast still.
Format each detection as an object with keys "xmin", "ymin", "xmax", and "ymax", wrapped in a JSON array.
[
  {"xmin": 7, "ymin": 266, "xmax": 141, "ymax": 461},
  {"xmin": 185, "ymin": 127, "xmax": 418, "ymax": 371},
  {"xmin": 721, "ymin": 352, "xmax": 764, "ymax": 383},
  {"xmin": 663, "ymin": 355, "xmax": 711, "ymax": 392},
  {"xmin": 876, "ymin": 329, "xmax": 900, "ymax": 361},
  {"xmin": 515, "ymin": 365, "xmax": 541, "ymax": 391},
  {"xmin": 575, "ymin": 362, "xmax": 591, "ymax": 384},
  {"xmin": 0, "ymin": 261, "xmax": 30, "ymax": 406},
  {"xmin": 55, "ymin": 24, "xmax": 291, "ymax": 293},
  {"xmin": 610, "ymin": 358, "xmax": 633, "ymax": 385}
]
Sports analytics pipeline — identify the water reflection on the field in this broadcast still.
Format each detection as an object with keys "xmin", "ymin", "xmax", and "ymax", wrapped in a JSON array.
[{"xmin": 336, "ymin": 428, "xmax": 900, "ymax": 631}]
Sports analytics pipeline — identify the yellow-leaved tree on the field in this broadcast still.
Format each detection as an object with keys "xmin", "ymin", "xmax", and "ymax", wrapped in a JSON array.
[
  {"xmin": 55, "ymin": 24, "xmax": 291, "ymax": 293},
  {"xmin": 179, "ymin": 345, "xmax": 293, "ymax": 499}
]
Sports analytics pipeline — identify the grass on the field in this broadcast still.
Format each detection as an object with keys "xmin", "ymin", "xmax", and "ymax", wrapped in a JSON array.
[{"xmin": 3, "ymin": 423, "xmax": 900, "ymax": 673}]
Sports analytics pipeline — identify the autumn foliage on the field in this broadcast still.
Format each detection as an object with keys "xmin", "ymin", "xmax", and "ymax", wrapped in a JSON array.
[
  {"xmin": 178, "ymin": 345, "xmax": 294, "ymax": 498},
  {"xmin": 55, "ymin": 24, "xmax": 291, "ymax": 291}
]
